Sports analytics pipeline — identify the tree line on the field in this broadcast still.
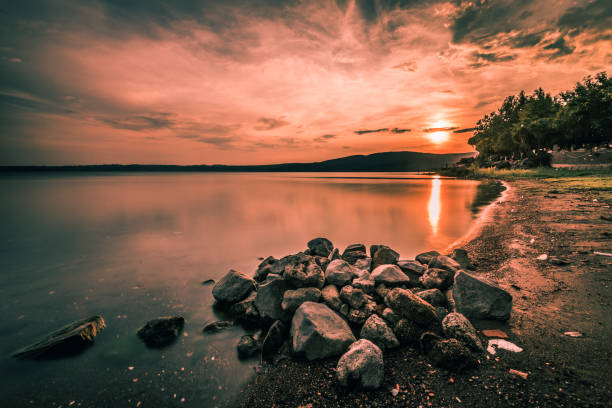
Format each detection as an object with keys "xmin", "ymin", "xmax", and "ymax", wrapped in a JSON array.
[{"xmin": 468, "ymin": 72, "xmax": 611, "ymax": 167}]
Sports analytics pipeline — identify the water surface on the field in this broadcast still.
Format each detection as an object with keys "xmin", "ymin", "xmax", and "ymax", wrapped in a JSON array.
[{"xmin": 0, "ymin": 172, "xmax": 495, "ymax": 407}]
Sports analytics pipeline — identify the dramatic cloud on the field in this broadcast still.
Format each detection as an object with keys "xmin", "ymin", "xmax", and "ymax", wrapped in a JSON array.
[{"xmin": 0, "ymin": 0, "xmax": 610, "ymax": 164}]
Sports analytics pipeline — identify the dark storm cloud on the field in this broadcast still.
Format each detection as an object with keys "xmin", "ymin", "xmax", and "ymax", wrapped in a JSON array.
[
  {"xmin": 453, "ymin": 127, "xmax": 476, "ymax": 133},
  {"xmin": 254, "ymin": 117, "xmax": 290, "ymax": 130},
  {"xmin": 558, "ymin": 0, "xmax": 612, "ymax": 36}
]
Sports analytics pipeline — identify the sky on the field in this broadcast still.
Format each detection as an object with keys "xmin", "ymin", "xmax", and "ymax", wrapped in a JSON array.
[{"xmin": 0, "ymin": 0, "xmax": 610, "ymax": 165}]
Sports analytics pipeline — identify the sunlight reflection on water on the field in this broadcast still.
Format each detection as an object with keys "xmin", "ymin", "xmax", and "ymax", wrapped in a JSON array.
[{"xmin": 428, "ymin": 175, "xmax": 441, "ymax": 235}]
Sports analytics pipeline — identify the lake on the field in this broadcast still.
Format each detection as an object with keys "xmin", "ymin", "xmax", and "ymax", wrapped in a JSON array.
[{"xmin": 0, "ymin": 172, "xmax": 500, "ymax": 407}]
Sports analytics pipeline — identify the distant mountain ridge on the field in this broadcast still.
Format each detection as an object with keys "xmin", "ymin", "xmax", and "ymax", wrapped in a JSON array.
[{"xmin": 1, "ymin": 151, "xmax": 477, "ymax": 172}]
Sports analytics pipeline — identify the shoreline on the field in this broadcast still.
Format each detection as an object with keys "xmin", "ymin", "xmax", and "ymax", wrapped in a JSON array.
[{"xmin": 234, "ymin": 178, "xmax": 612, "ymax": 407}]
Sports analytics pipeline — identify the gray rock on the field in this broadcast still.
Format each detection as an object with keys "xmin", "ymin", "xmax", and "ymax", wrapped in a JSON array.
[
  {"xmin": 381, "ymin": 307, "xmax": 401, "ymax": 326},
  {"xmin": 325, "ymin": 259, "xmax": 356, "ymax": 286},
  {"xmin": 340, "ymin": 285, "xmax": 367, "ymax": 309},
  {"xmin": 281, "ymin": 287, "xmax": 321, "ymax": 313},
  {"xmin": 452, "ymin": 271, "xmax": 512, "ymax": 321},
  {"xmin": 321, "ymin": 284, "xmax": 343, "ymax": 312},
  {"xmin": 237, "ymin": 335, "xmax": 261, "ymax": 359},
  {"xmin": 307, "ymin": 237, "xmax": 334, "ymax": 257},
  {"xmin": 397, "ymin": 260, "xmax": 426, "ymax": 276},
  {"xmin": 291, "ymin": 302, "xmax": 356, "ymax": 360},
  {"xmin": 13, "ymin": 316, "xmax": 106, "ymax": 360},
  {"xmin": 137, "ymin": 316, "xmax": 184, "ymax": 348},
  {"xmin": 428, "ymin": 255, "xmax": 461, "ymax": 273},
  {"xmin": 229, "ymin": 291, "xmax": 260, "ymax": 326},
  {"xmin": 212, "ymin": 270, "xmax": 256, "ymax": 304},
  {"xmin": 416, "ymin": 288, "xmax": 447, "ymax": 307},
  {"xmin": 428, "ymin": 338, "xmax": 478, "ymax": 371},
  {"xmin": 370, "ymin": 245, "xmax": 400, "ymax": 270},
  {"xmin": 384, "ymin": 288, "xmax": 439, "ymax": 326},
  {"xmin": 255, "ymin": 256, "xmax": 278, "ymax": 282},
  {"xmin": 352, "ymin": 278, "xmax": 375, "ymax": 294},
  {"xmin": 342, "ymin": 244, "xmax": 368, "ymax": 264},
  {"xmin": 371, "ymin": 264, "xmax": 412, "ymax": 286},
  {"xmin": 442, "ymin": 312, "xmax": 483, "ymax": 351},
  {"xmin": 284, "ymin": 256, "xmax": 325, "ymax": 289},
  {"xmin": 415, "ymin": 250, "xmax": 440, "ymax": 265},
  {"xmin": 450, "ymin": 248, "xmax": 472, "ymax": 270},
  {"xmin": 353, "ymin": 257, "xmax": 372, "ymax": 276},
  {"xmin": 360, "ymin": 314, "xmax": 399, "ymax": 350},
  {"xmin": 419, "ymin": 268, "xmax": 454, "ymax": 290},
  {"xmin": 202, "ymin": 320, "xmax": 234, "ymax": 333},
  {"xmin": 262, "ymin": 320, "xmax": 288, "ymax": 360},
  {"xmin": 255, "ymin": 278, "xmax": 290, "ymax": 321},
  {"xmin": 337, "ymin": 339, "xmax": 384, "ymax": 389},
  {"xmin": 347, "ymin": 300, "xmax": 376, "ymax": 325}
]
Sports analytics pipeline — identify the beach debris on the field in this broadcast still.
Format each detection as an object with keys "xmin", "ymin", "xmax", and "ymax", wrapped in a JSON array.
[
  {"xmin": 13, "ymin": 315, "xmax": 106, "ymax": 360},
  {"xmin": 137, "ymin": 316, "xmax": 184, "ymax": 348},
  {"xmin": 487, "ymin": 339, "xmax": 523, "ymax": 355},
  {"xmin": 509, "ymin": 369, "xmax": 528, "ymax": 380},
  {"xmin": 536, "ymin": 254, "xmax": 548, "ymax": 261},
  {"xmin": 593, "ymin": 251, "xmax": 612, "ymax": 257},
  {"xmin": 481, "ymin": 329, "xmax": 509, "ymax": 339},
  {"xmin": 563, "ymin": 331, "xmax": 583, "ymax": 338},
  {"xmin": 337, "ymin": 339, "xmax": 384, "ymax": 389}
]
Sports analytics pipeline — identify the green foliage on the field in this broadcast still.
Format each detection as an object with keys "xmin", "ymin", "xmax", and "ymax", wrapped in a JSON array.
[{"xmin": 469, "ymin": 72, "xmax": 612, "ymax": 166}]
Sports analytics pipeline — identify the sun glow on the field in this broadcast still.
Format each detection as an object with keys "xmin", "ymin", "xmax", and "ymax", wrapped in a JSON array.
[{"xmin": 428, "ymin": 131, "xmax": 449, "ymax": 144}]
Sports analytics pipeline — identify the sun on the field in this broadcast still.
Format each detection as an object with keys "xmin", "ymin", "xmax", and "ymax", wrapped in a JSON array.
[{"xmin": 428, "ymin": 131, "xmax": 449, "ymax": 144}]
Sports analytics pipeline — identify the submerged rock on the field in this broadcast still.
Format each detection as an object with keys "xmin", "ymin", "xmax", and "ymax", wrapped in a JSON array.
[
  {"xmin": 202, "ymin": 320, "xmax": 234, "ymax": 333},
  {"xmin": 13, "ymin": 316, "xmax": 106, "ymax": 360},
  {"xmin": 212, "ymin": 269, "xmax": 256, "ymax": 304},
  {"xmin": 441, "ymin": 312, "xmax": 483, "ymax": 351},
  {"xmin": 337, "ymin": 339, "xmax": 384, "ymax": 389},
  {"xmin": 137, "ymin": 316, "xmax": 184, "ymax": 348},
  {"xmin": 360, "ymin": 314, "xmax": 399, "ymax": 350},
  {"xmin": 453, "ymin": 271, "xmax": 512, "ymax": 321},
  {"xmin": 307, "ymin": 237, "xmax": 334, "ymax": 257},
  {"xmin": 291, "ymin": 302, "xmax": 355, "ymax": 360},
  {"xmin": 237, "ymin": 335, "xmax": 261, "ymax": 359}
]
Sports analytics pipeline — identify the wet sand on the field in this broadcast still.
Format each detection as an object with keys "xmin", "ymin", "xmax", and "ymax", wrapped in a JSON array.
[{"xmin": 234, "ymin": 179, "xmax": 612, "ymax": 407}]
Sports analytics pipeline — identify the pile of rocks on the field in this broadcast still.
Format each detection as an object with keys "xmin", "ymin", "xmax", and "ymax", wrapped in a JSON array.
[{"xmin": 211, "ymin": 238, "xmax": 513, "ymax": 389}]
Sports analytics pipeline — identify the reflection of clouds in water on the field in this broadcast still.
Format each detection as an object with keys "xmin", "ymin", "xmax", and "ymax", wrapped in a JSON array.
[{"xmin": 428, "ymin": 176, "xmax": 441, "ymax": 235}]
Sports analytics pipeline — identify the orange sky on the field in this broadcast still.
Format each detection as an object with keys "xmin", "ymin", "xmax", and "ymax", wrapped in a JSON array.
[{"xmin": 0, "ymin": 0, "xmax": 610, "ymax": 165}]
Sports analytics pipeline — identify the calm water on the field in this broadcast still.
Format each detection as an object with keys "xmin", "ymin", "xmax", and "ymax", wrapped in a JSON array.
[{"xmin": 0, "ymin": 172, "xmax": 496, "ymax": 407}]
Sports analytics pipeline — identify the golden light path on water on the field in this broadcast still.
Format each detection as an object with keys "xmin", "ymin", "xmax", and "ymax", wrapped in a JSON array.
[{"xmin": 428, "ymin": 175, "xmax": 441, "ymax": 235}]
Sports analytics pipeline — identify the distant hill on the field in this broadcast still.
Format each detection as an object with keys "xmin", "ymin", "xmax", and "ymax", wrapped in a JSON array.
[{"xmin": 1, "ymin": 151, "xmax": 477, "ymax": 172}]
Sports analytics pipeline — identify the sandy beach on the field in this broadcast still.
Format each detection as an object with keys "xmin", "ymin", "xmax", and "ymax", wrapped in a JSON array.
[{"xmin": 235, "ymin": 179, "xmax": 612, "ymax": 407}]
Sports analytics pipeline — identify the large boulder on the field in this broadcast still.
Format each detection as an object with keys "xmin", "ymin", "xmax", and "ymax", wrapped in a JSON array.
[
  {"xmin": 342, "ymin": 244, "xmax": 368, "ymax": 264},
  {"xmin": 384, "ymin": 288, "xmax": 439, "ymax": 326},
  {"xmin": 452, "ymin": 271, "xmax": 512, "ymax": 321},
  {"xmin": 281, "ymin": 287, "xmax": 321, "ymax": 313},
  {"xmin": 360, "ymin": 314, "xmax": 399, "ymax": 350},
  {"xmin": 212, "ymin": 270, "xmax": 256, "ymax": 304},
  {"xmin": 370, "ymin": 245, "xmax": 400, "ymax": 270},
  {"xmin": 371, "ymin": 264, "xmax": 412, "ymax": 286},
  {"xmin": 325, "ymin": 259, "xmax": 356, "ymax": 286},
  {"xmin": 340, "ymin": 285, "xmax": 367, "ymax": 309},
  {"xmin": 291, "ymin": 302, "xmax": 356, "ymax": 360},
  {"xmin": 337, "ymin": 339, "xmax": 384, "ymax": 389},
  {"xmin": 262, "ymin": 320, "xmax": 288, "ymax": 360},
  {"xmin": 419, "ymin": 268, "xmax": 454, "ymax": 290},
  {"xmin": 307, "ymin": 237, "xmax": 334, "ymax": 257},
  {"xmin": 415, "ymin": 250, "xmax": 440, "ymax": 265},
  {"xmin": 321, "ymin": 284, "xmax": 343, "ymax": 312},
  {"xmin": 428, "ymin": 255, "xmax": 461, "ymax": 273},
  {"xmin": 255, "ymin": 278, "xmax": 290, "ymax": 321},
  {"xmin": 137, "ymin": 316, "xmax": 184, "ymax": 348},
  {"xmin": 228, "ymin": 291, "xmax": 260, "ymax": 326},
  {"xmin": 416, "ymin": 288, "xmax": 447, "ymax": 307},
  {"xmin": 283, "ymin": 255, "xmax": 325, "ymax": 288},
  {"xmin": 13, "ymin": 316, "xmax": 106, "ymax": 360},
  {"xmin": 427, "ymin": 338, "xmax": 478, "ymax": 372},
  {"xmin": 442, "ymin": 313, "xmax": 483, "ymax": 351}
]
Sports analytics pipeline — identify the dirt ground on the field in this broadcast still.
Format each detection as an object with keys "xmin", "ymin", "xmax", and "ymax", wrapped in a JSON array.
[{"xmin": 234, "ymin": 179, "xmax": 612, "ymax": 408}]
